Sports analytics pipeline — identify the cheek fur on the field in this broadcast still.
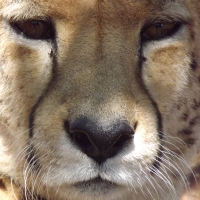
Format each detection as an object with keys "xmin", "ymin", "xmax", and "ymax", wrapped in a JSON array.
[{"xmin": 142, "ymin": 42, "xmax": 191, "ymax": 111}]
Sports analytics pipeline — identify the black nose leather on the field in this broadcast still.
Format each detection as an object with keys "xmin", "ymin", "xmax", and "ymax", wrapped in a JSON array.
[{"xmin": 66, "ymin": 117, "xmax": 135, "ymax": 164}]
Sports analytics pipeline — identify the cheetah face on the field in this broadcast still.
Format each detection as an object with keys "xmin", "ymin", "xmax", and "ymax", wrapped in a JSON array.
[{"xmin": 0, "ymin": 1, "xmax": 200, "ymax": 200}]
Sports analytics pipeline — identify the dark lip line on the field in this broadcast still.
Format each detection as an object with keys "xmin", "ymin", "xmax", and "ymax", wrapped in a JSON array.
[
  {"xmin": 75, "ymin": 176, "xmax": 113, "ymax": 183},
  {"xmin": 74, "ymin": 176, "xmax": 117, "ymax": 189}
]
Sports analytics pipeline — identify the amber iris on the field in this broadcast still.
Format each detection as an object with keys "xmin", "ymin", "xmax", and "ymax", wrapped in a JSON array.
[
  {"xmin": 12, "ymin": 19, "xmax": 53, "ymax": 40},
  {"xmin": 142, "ymin": 22, "xmax": 180, "ymax": 40}
]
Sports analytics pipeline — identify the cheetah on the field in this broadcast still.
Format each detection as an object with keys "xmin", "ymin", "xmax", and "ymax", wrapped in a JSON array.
[{"xmin": 0, "ymin": 0, "xmax": 200, "ymax": 200}]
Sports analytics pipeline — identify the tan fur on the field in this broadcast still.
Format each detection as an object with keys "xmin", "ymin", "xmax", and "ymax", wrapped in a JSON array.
[{"xmin": 0, "ymin": 0, "xmax": 200, "ymax": 200}]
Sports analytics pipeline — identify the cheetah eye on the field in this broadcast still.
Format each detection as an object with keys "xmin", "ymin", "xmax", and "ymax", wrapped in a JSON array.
[
  {"xmin": 142, "ymin": 22, "xmax": 181, "ymax": 41},
  {"xmin": 11, "ymin": 19, "xmax": 54, "ymax": 40}
]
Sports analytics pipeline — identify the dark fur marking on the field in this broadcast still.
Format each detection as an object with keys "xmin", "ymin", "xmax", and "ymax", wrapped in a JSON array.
[
  {"xmin": 190, "ymin": 31, "xmax": 195, "ymax": 41},
  {"xmin": 180, "ymin": 113, "xmax": 189, "ymax": 121},
  {"xmin": 184, "ymin": 138, "xmax": 196, "ymax": 146},
  {"xmin": 23, "ymin": 192, "xmax": 47, "ymax": 200},
  {"xmin": 189, "ymin": 116, "xmax": 200, "ymax": 126},
  {"xmin": 0, "ymin": 179, "xmax": 6, "ymax": 191},
  {"xmin": 176, "ymin": 103, "xmax": 182, "ymax": 110},
  {"xmin": 189, "ymin": 119, "xmax": 196, "ymax": 126},
  {"xmin": 49, "ymin": 49, "xmax": 54, "ymax": 58},
  {"xmin": 150, "ymin": 149, "xmax": 163, "ymax": 176},
  {"xmin": 178, "ymin": 129, "xmax": 193, "ymax": 135},
  {"xmin": 190, "ymin": 59, "xmax": 198, "ymax": 71},
  {"xmin": 26, "ymin": 145, "xmax": 40, "ymax": 173},
  {"xmin": 198, "ymin": 76, "xmax": 200, "ymax": 83},
  {"xmin": 192, "ymin": 99, "xmax": 200, "ymax": 110},
  {"xmin": 188, "ymin": 165, "xmax": 200, "ymax": 187}
]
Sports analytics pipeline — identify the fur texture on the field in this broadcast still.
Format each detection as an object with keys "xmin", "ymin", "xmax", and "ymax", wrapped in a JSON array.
[{"xmin": 0, "ymin": 0, "xmax": 200, "ymax": 200}]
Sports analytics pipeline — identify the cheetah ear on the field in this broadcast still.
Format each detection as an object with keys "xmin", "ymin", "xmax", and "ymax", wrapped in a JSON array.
[{"xmin": 0, "ymin": 176, "xmax": 23, "ymax": 200}]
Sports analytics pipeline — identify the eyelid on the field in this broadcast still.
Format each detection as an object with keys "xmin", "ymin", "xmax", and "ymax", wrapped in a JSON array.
[{"xmin": 142, "ymin": 17, "xmax": 189, "ymax": 30}]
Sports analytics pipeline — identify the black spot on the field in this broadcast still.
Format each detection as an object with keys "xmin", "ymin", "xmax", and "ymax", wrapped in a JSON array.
[
  {"xmin": 198, "ymin": 76, "xmax": 200, "ymax": 83},
  {"xmin": 178, "ymin": 129, "xmax": 193, "ymax": 135},
  {"xmin": 180, "ymin": 113, "xmax": 189, "ymax": 121},
  {"xmin": 192, "ymin": 165, "xmax": 200, "ymax": 176},
  {"xmin": 190, "ymin": 119, "xmax": 196, "ymax": 126},
  {"xmin": 49, "ymin": 49, "xmax": 55, "ymax": 58},
  {"xmin": 184, "ymin": 138, "xmax": 196, "ymax": 146},
  {"xmin": 189, "ymin": 116, "xmax": 200, "ymax": 126},
  {"xmin": 192, "ymin": 99, "xmax": 200, "ymax": 110}
]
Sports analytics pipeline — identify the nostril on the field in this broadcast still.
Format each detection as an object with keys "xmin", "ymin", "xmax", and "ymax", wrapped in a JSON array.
[
  {"xmin": 72, "ymin": 132, "xmax": 91, "ymax": 148},
  {"xmin": 113, "ymin": 134, "xmax": 133, "ymax": 148},
  {"xmin": 65, "ymin": 122, "xmax": 92, "ymax": 151}
]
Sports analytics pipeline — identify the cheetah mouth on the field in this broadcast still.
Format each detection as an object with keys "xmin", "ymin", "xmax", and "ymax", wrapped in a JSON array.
[{"xmin": 74, "ymin": 177, "xmax": 117, "ymax": 193}]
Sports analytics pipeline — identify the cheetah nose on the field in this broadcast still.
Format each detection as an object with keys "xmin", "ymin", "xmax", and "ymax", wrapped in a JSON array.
[{"xmin": 66, "ymin": 117, "xmax": 135, "ymax": 164}]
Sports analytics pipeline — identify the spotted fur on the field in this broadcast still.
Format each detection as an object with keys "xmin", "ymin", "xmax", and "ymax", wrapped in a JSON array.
[{"xmin": 0, "ymin": 0, "xmax": 200, "ymax": 200}]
